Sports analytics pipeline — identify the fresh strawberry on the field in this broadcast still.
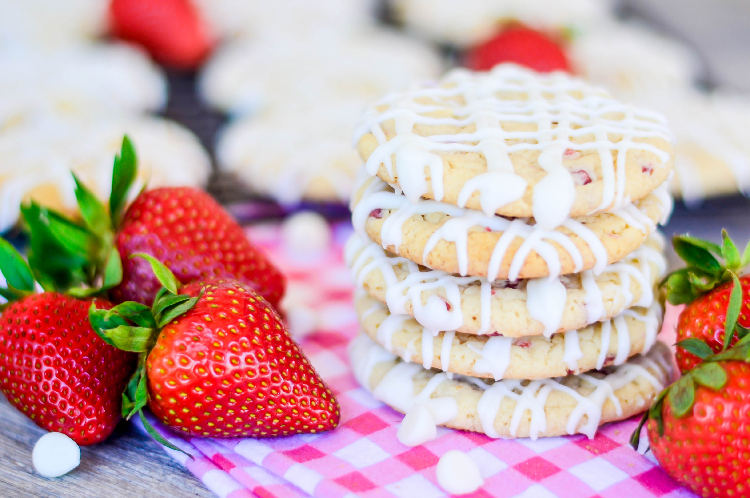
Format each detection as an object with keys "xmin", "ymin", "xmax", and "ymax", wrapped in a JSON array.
[
  {"xmin": 90, "ymin": 256, "xmax": 339, "ymax": 441},
  {"xmin": 631, "ymin": 334, "xmax": 750, "ymax": 498},
  {"xmin": 109, "ymin": 0, "xmax": 214, "ymax": 69},
  {"xmin": 663, "ymin": 230, "xmax": 750, "ymax": 372},
  {"xmin": 112, "ymin": 187, "xmax": 285, "ymax": 308},
  {"xmin": 464, "ymin": 26, "xmax": 570, "ymax": 73},
  {"xmin": 0, "ymin": 241, "xmax": 135, "ymax": 445},
  {"xmin": 20, "ymin": 136, "xmax": 285, "ymax": 310}
]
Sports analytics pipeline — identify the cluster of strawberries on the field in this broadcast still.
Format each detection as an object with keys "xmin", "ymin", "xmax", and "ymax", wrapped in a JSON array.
[
  {"xmin": 0, "ymin": 137, "xmax": 339, "ymax": 449},
  {"xmin": 632, "ymin": 232, "xmax": 750, "ymax": 498}
]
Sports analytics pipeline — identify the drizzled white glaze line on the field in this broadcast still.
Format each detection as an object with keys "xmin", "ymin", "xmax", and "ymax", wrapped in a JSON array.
[
  {"xmin": 345, "ymin": 230, "xmax": 667, "ymax": 337},
  {"xmin": 350, "ymin": 334, "xmax": 673, "ymax": 440},
  {"xmin": 352, "ymin": 174, "xmax": 672, "ymax": 282},
  {"xmin": 360, "ymin": 294, "xmax": 663, "ymax": 380},
  {"xmin": 354, "ymin": 64, "xmax": 673, "ymax": 227}
]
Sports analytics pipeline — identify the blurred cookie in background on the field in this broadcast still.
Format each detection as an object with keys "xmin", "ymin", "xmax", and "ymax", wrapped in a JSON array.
[
  {"xmin": 0, "ymin": 0, "xmax": 107, "ymax": 49},
  {"xmin": 645, "ymin": 90, "xmax": 750, "ymax": 206},
  {"xmin": 0, "ymin": 43, "xmax": 167, "ymax": 128},
  {"xmin": 193, "ymin": 0, "xmax": 378, "ymax": 41},
  {"xmin": 216, "ymin": 103, "xmax": 362, "ymax": 206},
  {"xmin": 0, "ymin": 115, "xmax": 211, "ymax": 232},
  {"xmin": 199, "ymin": 29, "xmax": 443, "ymax": 116},
  {"xmin": 388, "ymin": 0, "xmax": 614, "ymax": 47},
  {"xmin": 569, "ymin": 21, "xmax": 701, "ymax": 100}
]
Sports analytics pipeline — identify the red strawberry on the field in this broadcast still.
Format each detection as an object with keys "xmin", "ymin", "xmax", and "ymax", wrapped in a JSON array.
[
  {"xmin": 0, "ymin": 293, "xmax": 135, "ymax": 445},
  {"xmin": 632, "ymin": 332, "xmax": 750, "ymax": 498},
  {"xmin": 465, "ymin": 26, "xmax": 570, "ymax": 73},
  {"xmin": 675, "ymin": 277, "xmax": 750, "ymax": 371},
  {"xmin": 91, "ymin": 258, "xmax": 339, "ymax": 439},
  {"xmin": 109, "ymin": 0, "xmax": 214, "ymax": 69},
  {"xmin": 663, "ymin": 231, "xmax": 750, "ymax": 372},
  {"xmin": 112, "ymin": 187, "xmax": 285, "ymax": 309}
]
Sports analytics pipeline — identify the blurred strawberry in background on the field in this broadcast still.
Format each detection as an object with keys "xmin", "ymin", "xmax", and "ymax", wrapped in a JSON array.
[
  {"xmin": 465, "ymin": 25, "xmax": 570, "ymax": 73},
  {"xmin": 109, "ymin": 0, "xmax": 214, "ymax": 69}
]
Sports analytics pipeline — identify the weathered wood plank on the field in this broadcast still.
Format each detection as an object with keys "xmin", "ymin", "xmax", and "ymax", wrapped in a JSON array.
[{"xmin": 0, "ymin": 396, "xmax": 213, "ymax": 498}]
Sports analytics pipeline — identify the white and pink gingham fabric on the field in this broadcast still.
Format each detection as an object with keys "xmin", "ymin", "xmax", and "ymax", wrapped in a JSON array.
[{"xmin": 138, "ymin": 222, "xmax": 698, "ymax": 498}]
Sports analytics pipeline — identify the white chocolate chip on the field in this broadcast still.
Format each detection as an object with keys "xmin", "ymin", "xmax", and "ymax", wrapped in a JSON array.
[
  {"xmin": 281, "ymin": 211, "xmax": 331, "ymax": 255},
  {"xmin": 397, "ymin": 404, "xmax": 436, "ymax": 447},
  {"xmin": 32, "ymin": 432, "xmax": 81, "ymax": 478},
  {"xmin": 436, "ymin": 450, "xmax": 484, "ymax": 495}
]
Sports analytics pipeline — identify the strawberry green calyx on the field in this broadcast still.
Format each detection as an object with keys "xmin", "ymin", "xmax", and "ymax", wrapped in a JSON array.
[
  {"xmin": 630, "ymin": 332, "xmax": 750, "ymax": 451},
  {"xmin": 0, "ymin": 238, "xmax": 37, "ymax": 305},
  {"xmin": 88, "ymin": 254, "xmax": 199, "ymax": 454},
  {"xmin": 663, "ymin": 230, "xmax": 750, "ymax": 305},
  {"xmin": 21, "ymin": 136, "xmax": 137, "ymax": 296}
]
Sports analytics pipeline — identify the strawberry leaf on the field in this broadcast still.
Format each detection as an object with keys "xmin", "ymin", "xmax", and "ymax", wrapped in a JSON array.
[
  {"xmin": 721, "ymin": 229, "xmax": 741, "ymax": 270},
  {"xmin": 157, "ymin": 294, "xmax": 200, "ymax": 328},
  {"xmin": 131, "ymin": 253, "xmax": 179, "ymax": 294},
  {"xmin": 73, "ymin": 173, "xmax": 111, "ymax": 235},
  {"xmin": 724, "ymin": 272, "xmax": 742, "ymax": 352},
  {"xmin": 152, "ymin": 294, "xmax": 191, "ymax": 318},
  {"xmin": 629, "ymin": 411, "xmax": 650, "ymax": 451},
  {"xmin": 676, "ymin": 338, "xmax": 714, "ymax": 359},
  {"xmin": 0, "ymin": 238, "xmax": 35, "ymax": 292},
  {"xmin": 673, "ymin": 236, "xmax": 722, "ymax": 275},
  {"xmin": 102, "ymin": 247, "xmax": 123, "ymax": 290},
  {"xmin": 691, "ymin": 362, "xmax": 727, "ymax": 390},
  {"xmin": 668, "ymin": 375, "xmax": 695, "ymax": 418},
  {"xmin": 138, "ymin": 410, "xmax": 190, "ymax": 457},
  {"xmin": 98, "ymin": 325, "xmax": 154, "ymax": 352},
  {"xmin": 664, "ymin": 270, "xmax": 701, "ymax": 305},
  {"xmin": 738, "ymin": 325, "xmax": 750, "ymax": 340},
  {"xmin": 110, "ymin": 136, "xmax": 138, "ymax": 230},
  {"xmin": 108, "ymin": 302, "xmax": 156, "ymax": 329},
  {"xmin": 741, "ymin": 239, "xmax": 750, "ymax": 268},
  {"xmin": 22, "ymin": 202, "xmax": 90, "ymax": 290},
  {"xmin": 122, "ymin": 356, "xmax": 148, "ymax": 419}
]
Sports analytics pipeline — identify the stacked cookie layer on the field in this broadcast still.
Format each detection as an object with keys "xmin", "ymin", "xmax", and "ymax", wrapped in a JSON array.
[{"xmin": 346, "ymin": 64, "xmax": 676, "ymax": 441}]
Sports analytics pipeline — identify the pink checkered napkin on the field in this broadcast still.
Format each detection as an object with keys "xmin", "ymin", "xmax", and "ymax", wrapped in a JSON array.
[{"xmin": 140, "ymin": 223, "xmax": 698, "ymax": 498}]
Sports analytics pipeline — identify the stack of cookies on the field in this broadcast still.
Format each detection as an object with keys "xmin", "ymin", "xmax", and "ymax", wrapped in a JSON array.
[{"xmin": 346, "ymin": 64, "xmax": 676, "ymax": 442}]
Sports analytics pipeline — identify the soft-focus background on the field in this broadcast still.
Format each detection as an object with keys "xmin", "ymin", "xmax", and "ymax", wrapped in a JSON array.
[{"xmin": 0, "ymin": 0, "xmax": 749, "ymax": 496}]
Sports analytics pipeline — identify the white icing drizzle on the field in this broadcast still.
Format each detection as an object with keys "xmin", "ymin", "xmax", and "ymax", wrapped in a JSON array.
[
  {"xmin": 353, "ymin": 65, "xmax": 673, "ymax": 225},
  {"xmin": 345, "ymin": 230, "xmax": 667, "ymax": 336},
  {"xmin": 350, "ymin": 334, "xmax": 673, "ymax": 440},
  {"xmin": 467, "ymin": 336, "xmax": 513, "ymax": 381},
  {"xmin": 360, "ymin": 295, "xmax": 662, "ymax": 380},
  {"xmin": 351, "ymin": 174, "xmax": 671, "ymax": 282}
]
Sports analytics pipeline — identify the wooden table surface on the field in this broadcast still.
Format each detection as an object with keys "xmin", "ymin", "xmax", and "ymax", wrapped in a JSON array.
[{"xmin": 0, "ymin": 395, "xmax": 213, "ymax": 498}]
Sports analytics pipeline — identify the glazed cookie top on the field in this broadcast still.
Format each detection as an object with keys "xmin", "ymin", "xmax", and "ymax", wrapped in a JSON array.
[
  {"xmin": 350, "ymin": 334, "xmax": 673, "ymax": 440},
  {"xmin": 354, "ymin": 64, "xmax": 674, "ymax": 229},
  {"xmin": 351, "ymin": 174, "xmax": 672, "ymax": 281},
  {"xmin": 346, "ymin": 231, "xmax": 667, "ymax": 336}
]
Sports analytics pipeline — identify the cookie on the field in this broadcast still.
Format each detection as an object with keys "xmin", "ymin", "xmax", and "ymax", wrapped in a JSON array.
[
  {"xmin": 389, "ymin": 0, "xmax": 612, "ymax": 47},
  {"xmin": 0, "ymin": 116, "xmax": 211, "ymax": 232},
  {"xmin": 640, "ymin": 90, "xmax": 750, "ymax": 206},
  {"xmin": 194, "ymin": 0, "xmax": 376, "ymax": 39},
  {"xmin": 199, "ymin": 30, "xmax": 442, "ymax": 116},
  {"xmin": 0, "ymin": 43, "xmax": 167, "ymax": 128},
  {"xmin": 216, "ymin": 102, "xmax": 363, "ymax": 205},
  {"xmin": 0, "ymin": 0, "xmax": 107, "ymax": 48},
  {"xmin": 346, "ymin": 231, "xmax": 666, "ymax": 336},
  {"xmin": 350, "ymin": 333, "xmax": 674, "ymax": 439},
  {"xmin": 351, "ymin": 174, "xmax": 672, "ymax": 281},
  {"xmin": 570, "ymin": 22, "xmax": 699, "ymax": 101},
  {"xmin": 357, "ymin": 291, "xmax": 663, "ymax": 380},
  {"xmin": 354, "ymin": 65, "xmax": 674, "ymax": 228}
]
